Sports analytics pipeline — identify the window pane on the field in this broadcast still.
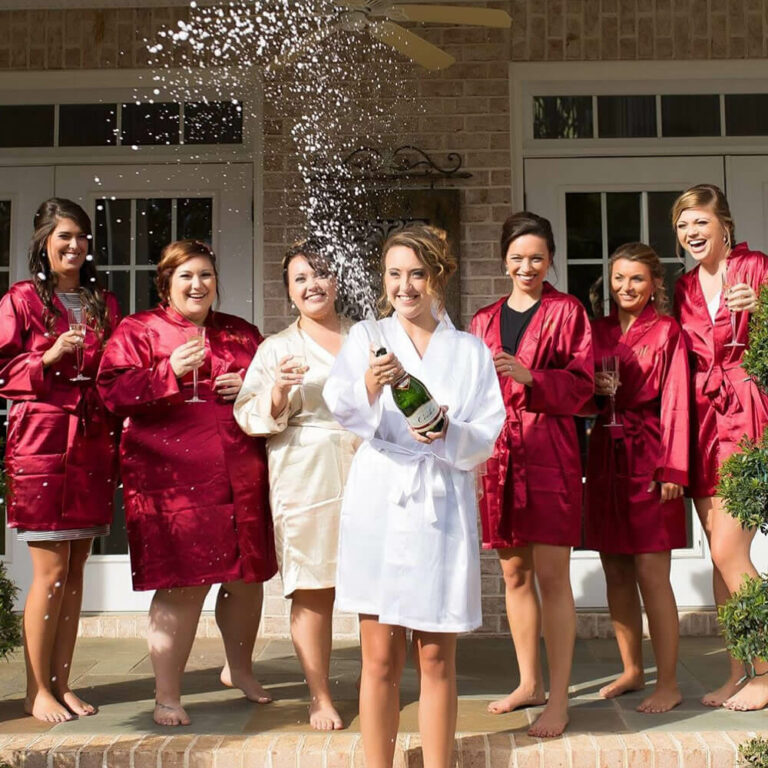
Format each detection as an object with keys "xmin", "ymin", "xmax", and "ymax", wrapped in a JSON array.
[
  {"xmin": 597, "ymin": 95, "xmax": 656, "ymax": 138},
  {"xmin": 101, "ymin": 269, "xmax": 130, "ymax": 316},
  {"xmin": 184, "ymin": 101, "xmax": 243, "ymax": 145},
  {"xmin": 568, "ymin": 263, "xmax": 604, "ymax": 319},
  {"xmin": 177, "ymin": 198, "xmax": 213, "ymax": 242},
  {"xmin": 606, "ymin": 192, "xmax": 641, "ymax": 255},
  {"xmin": 533, "ymin": 96, "xmax": 593, "ymax": 139},
  {"xmin": 566, "ymin": 193, "xmax": 602, "ymax": 260},
  {"xmin": 725, "ymin": 94, "xmax": 768, "ymax": 136},
  {"xmin": 121, "ymin": 102, "xmax": 180, "ymax": 146},
  {"xmin": 59, "ymin": 103, "xmax": 117, "ymax": 147},
  {"xmin": 661, "ymin": 95, "xmax": 720, "ymax": 137},
  {"xmin": 0, "ymin": 271, "xmax": 8, "ymax": 296},
  {"xmin": 661, "ymin": 260, "xmax": 686, "ymax": 304},
  {"xmin": 648, "ymin": 191, "xmax": 681, "ymax": 259},
  {"xmin": 0, "ymin": 200, "xmax": 9, "ymax": 267},
  {"xmin": 136, "ymin": 199, "xmax": 172, "ymax": 265},
  {"xmin": 0, "ymin": 105, "xmax": 54, "ymax": 147},
  {"xmin": 136, "ymin": 269, "xmax": 160, "ymax": 312},
  {"xmin": 92, "ymin": 486, "xmax": 128, "ymax": 555},
  {"xmin": 95, "ymin": 199, "xmax": 132, "ymax": 266}
]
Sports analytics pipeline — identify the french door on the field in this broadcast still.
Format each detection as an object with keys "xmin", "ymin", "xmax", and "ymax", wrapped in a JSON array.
[
  {"xmin": 524, "ymin": 155, "xmax": 743, "ymax": 609},
  {"xmin": 1, "ymin": 163, "xmax": 254, "ymax": 611}
]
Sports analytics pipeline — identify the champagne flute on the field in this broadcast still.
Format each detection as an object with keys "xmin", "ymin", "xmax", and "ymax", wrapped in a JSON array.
[
  {"xmin": 185, "ymin": 326, "xmax": 206, "ymax": 404},
  {"xmin": 601, "ymin": 354, "xmax": 620, "ymax": 427},
  {"xmin": 66, "ymin": 306, "xmax": 90, "ymax": 382},
  {"xmin": 722, "ymin": 271, "xmax": 745, "ymax": 348}
]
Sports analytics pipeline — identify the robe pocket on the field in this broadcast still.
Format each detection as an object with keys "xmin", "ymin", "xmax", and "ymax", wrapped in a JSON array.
[
  {"xmin": 6, "ymin": 402, "xmax": 68, "ymax": 458},
  {"xmin": 6, "ymin": 463, "xmax": 64, "ymax": 528},
  {"xmin": 125, "ymin": 490, "xmax": 238, "ymax": 588}
]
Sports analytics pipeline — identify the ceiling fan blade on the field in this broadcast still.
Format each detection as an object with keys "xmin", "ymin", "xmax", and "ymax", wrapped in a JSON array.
[
  {"xmin": 391, "ymin": 4, "xmax": 511, "ymax": 28},
  {"xmin": 370, "ymin": 20, "xmax": 455, "ymax": 70}
]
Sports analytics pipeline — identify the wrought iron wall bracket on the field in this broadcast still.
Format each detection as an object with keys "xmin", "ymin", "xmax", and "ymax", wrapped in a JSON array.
[{"xmin": 337, "ymin": 144, "xmax": 472, "ymax": 186}]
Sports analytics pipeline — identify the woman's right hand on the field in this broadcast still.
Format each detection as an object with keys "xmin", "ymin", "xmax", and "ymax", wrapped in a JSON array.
[
  {"xmin": 273, "ymin": 355, "xmax": 306, "ymax": 395},
  {"xmin": 366, "ymin": 348, "xmax": 405, "ymax": 390},
  {"xmin": 170, "ymin": 338, "xmax": 206, "ymax": 378},
  {"xmin": 42, "ymin": 329, "xmax": 84, "ymax": 368},
  {"xmin": 594, "ymin": 371, "xmax": 620, "ymax": 396}
]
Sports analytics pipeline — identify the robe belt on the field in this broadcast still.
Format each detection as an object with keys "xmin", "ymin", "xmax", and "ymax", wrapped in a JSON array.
[
  {"xmin": 369, "ymin": 438, "xmax": 450, "ymax": 525},
  {"xmin": 699, "ymin": 362, "xmax": 744, "ymax": 415},
  {"xmin": 493, "ymin": 417, "xmax": 527, "ymax": 524}
]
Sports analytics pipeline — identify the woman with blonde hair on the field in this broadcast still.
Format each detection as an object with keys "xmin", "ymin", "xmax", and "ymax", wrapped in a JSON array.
[
  {"xmin": 584, "ymin": 242, "xmax": 689, "ymax": 713},
  {"xmin": 234, "ymin": 240, "xmax": 358, "ymax": 731},
  {"xmin": 324, "ymin": 224, "xmax": 504, "ymax": 768},
  {"xmin": 673, "ymin": 183, "xmax": 768, "ymax": 711},
  {"xmin": 98, "ymin": 239, "xmax": 277, "ymax": 726}
]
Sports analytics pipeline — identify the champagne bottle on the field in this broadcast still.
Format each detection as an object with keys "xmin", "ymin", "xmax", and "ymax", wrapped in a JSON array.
[{"xmin": 375, "ymin": 347, "xmax": 445, "ymax": 435}]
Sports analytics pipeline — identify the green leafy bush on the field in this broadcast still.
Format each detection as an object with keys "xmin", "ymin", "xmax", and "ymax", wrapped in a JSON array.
[
  {"xmin": 743, "ymin": 284, "xmax": 768, "ymax": 393},
  {"xmin": 0, "ymin": 456, "xmax": 21, "ymax": 661},
  {"xmin": 719, "ymin": 574, "xmax": 768, "ymax": 675},
  {"xmin": 718, "ymin": 430, "xmax": 768, "ymax": 534},
  {"xmin": 740, "ymin": 737, "xmax": 768, "ymax": 767}
]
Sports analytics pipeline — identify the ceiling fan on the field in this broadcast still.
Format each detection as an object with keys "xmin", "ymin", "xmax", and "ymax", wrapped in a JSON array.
[{"xmin": 276, "ymin": 1, "xmax": 512, "ymax": 71}]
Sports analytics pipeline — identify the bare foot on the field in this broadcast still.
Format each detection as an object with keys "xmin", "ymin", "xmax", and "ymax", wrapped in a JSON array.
[
  {"xmin": 24, "ymin": 691, "xmax": 74, "ymax": 724},
  {"xmin": 599, "ymin": 671, "xmax": 645, "ymax": 699},
  {"xmin": 309, "ymin": 698, "xmax": 344, "ymax": 731},
  {"xmin": 153, "ymin": 701, "xmax": 190, "ymax": 727},
  {"xmin": 701, "ymin": 675, "xmax": 745, "ymax": 707},
  {"xmin": 527, "ymin": 702, "xmax": 569, "ymax": 738},
  {"xmin": 220, "ymin": 666, "xmax": 272, "ymax": 704},
  {"xmin": 636, "ymin": 684, "xmax": 682, "ymax": 713},
  {"xmin": 57, "ymin": 689, "xmax": 97, "ymax": 717},
  {"xmin": 487, "ymin": 684, "xmax": 546, "ymax": 714},
  {"xmin": 723, "ymin": 675, "xmax": 768, "ymax": 711}
]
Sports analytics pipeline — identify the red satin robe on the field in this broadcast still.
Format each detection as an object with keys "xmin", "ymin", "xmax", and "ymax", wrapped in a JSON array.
[
  {"xmin": 470, "ymin": 283, "xmax": 594, "ymax": 548},
  {"xmin": 97, "ymin": 306, "xmax": 277, "ymax": 591},
  {"xmin": 674, "ymin": 243, "xmax": 768, "ymax": 498},
  {"xmin": 584, "ymin": 304, "xmax": 689, "ymax": 554},
  {"xmin": 0, "ymin": 281, "xmax": 121, "ymax": 532}
]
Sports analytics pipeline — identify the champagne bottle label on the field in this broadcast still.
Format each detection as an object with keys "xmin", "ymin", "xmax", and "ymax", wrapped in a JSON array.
[{"xmin": 406, "ymin": 401, "xmax": 442, "ymax": 432}]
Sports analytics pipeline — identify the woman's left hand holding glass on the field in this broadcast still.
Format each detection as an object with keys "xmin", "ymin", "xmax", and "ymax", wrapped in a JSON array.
[
  {"xmin": 215, "ymin": 373, "xmax": 243, "ymax": 401},
  {"xmin": 725, "ymin": 282, "xmax": 758, "ymax": 312},
  {"xmin": 493, "ymin": 351, "xmax": 533, "ymax": 386},
  {"xmin": 408, "ymin": 406, "xmax": 449, "ymax": 445}
]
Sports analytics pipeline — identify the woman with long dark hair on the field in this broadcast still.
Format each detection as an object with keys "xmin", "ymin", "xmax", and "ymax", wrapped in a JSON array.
[{"xmin": 0, "ymin": 198, "xmax": 121, "ymax": 722}]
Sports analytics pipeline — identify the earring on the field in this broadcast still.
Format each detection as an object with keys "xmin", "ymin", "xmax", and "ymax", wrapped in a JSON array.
[
  {"xmin": 651, "ymin": 293, "xmax": 656, "ymax": 302},
  {"xmin": 290, "ymin": 301, "xmax": 296, "ymax": 311}
]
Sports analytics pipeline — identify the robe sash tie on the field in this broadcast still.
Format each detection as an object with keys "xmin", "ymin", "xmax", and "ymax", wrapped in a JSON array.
[
  {"xmin": 369, "ymin": 438, "xmax": 450, "ymax": 525},
  {"xmin": 700, "ymin": 362, "xmax": 744, "ymax": 415}
]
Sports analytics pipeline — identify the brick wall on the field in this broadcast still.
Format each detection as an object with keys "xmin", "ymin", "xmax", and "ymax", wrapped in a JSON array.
[{"xmin": 1, "ymin": 0, "xmax": 761, "ymax": 635}]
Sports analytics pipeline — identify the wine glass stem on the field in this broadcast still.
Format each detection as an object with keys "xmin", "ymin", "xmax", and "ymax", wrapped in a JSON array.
[
  {"xmin": 731, "ymin": 311, "xmax": 738, "ymax": 342},
  {"xmin": 192, "ymin": 368, "xmax": 198, "ymax": 401},
  {"xmin": 76, "ymin": 346, "xmax": 82, "ymax": 374},
  {"xmin": 610, "ymin": 394, "xmax": 617, "ymax": 425}
]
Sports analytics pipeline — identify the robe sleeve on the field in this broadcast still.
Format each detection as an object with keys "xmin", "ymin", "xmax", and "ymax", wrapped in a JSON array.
[
  {"xmin": 654, "ymin": 323, "xmax": 690, "ymax": 486},
  {"xmin": 0, "ymin": 289, "xmax": 48, "ymax": 399},
  {"xmin": 234, "ymin": 340, "xmax": 296, "ymax": 436},
  {"xmin": 323, "ymin": 321, "xmax": 383, "ymax": 441},
  {"xmin": 526, "ymin": 302, "xmax": 594, "ymax": 416},
  {"xmin": 97, "ymin": 317, "xmax": 180, "ymax": 416},
  {"xmin": 430, "ymin": 341, "xmax": 505, "ymax": 471}
]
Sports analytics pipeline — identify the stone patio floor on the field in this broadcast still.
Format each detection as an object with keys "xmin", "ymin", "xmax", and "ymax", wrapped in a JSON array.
[{"xmin": 0, "ymin": 635, "xmax": 766, "ymax": 766}]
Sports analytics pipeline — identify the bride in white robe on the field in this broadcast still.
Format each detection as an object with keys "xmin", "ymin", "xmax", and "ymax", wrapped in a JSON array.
[
  {"xmin": 323, "ymin": 224, "xmax": 504, "ymax": 768},
  {"xmin": 324, "ymin": 313, "xmax": 504, "ymax": 631}
]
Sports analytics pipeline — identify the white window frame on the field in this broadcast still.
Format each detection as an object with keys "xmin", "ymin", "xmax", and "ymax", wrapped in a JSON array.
[
  {"xmin": 0, "ymin": 69, "xmax": 265, "ymax": 326},
  {"xmin": 510, "ymin": 60, "xmax": 768, "ymax": 210}
]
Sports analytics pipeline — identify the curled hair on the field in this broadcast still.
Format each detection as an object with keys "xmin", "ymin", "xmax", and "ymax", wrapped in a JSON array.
[
  {"xmin": 500, "ymin": 211, "xmax": 556, "ymax": 263},
  {"xmin": 378, "ymin": 224, "xmax": 457, "ymax": 317},
  {"xmin": 28, "ymin": 198, "xmax": 110, "ymax": 338},
  {"xmin": 155, "ymin": 239, "xmax": 220, "ymax": 307},
  {"xmin": 281, "ymin": 238, "xmax": 333, "ymax": 300},
  {"xmin": 671, "ymin": 184, "xmax": 735, "ymax": 258},
  {"xmin": 607, "ymin": 241, "xmax": 669, "ymax": 315}
]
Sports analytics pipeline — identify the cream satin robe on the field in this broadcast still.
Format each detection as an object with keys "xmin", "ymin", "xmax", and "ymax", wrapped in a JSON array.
[
  {"xmin": 323, "ymin": 315, "xmax": 505, "ymax": 632},
  {"xmin": 234, "ymin": 318, "xmax": 359, "ymax": 596}
]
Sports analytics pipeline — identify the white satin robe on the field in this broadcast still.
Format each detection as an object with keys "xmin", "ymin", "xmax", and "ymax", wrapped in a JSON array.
[
  {"xmin": 234, "ymin": 318, "xmax": 359, "ymax": 596},
  {"xmin": 323, "ymin": 315, "xmax": 505, "ymax": 632}
]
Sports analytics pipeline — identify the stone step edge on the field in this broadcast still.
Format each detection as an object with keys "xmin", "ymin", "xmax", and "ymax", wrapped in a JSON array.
[
  {"xmin": 1, "ymin": 730, "xmax": 765, "ymax": 768},
  {"xmin": 74, "ymin": 609, "xmax": 721, "ymax": 640}
]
